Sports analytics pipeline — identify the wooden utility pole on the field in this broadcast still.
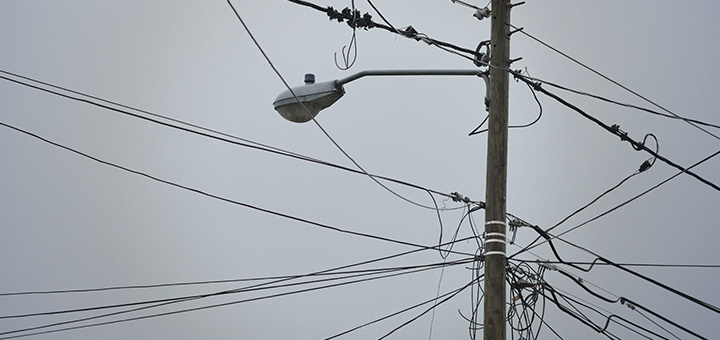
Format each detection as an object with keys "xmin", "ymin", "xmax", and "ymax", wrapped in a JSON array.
[{"xmin": 484, "ymin": 0, "xmax": 510, "ymax": 339}]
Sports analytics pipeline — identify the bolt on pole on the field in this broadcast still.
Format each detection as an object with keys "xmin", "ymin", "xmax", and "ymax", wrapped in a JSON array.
[{"xmin": 484, "ymin": 0, "xmax": 510, "ymax": 339}]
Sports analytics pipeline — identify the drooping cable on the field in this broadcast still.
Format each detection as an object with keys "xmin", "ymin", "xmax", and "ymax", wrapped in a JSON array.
[
  {"xmin": 469, "ymin": 80, "xmax": 543, "ymax": 136},
  {"xmin": 285, "ymin": 0, "xmax": 484, "ymax": 62},
  {"xmin": 228, "ymin": 0, "xmax": 481, "ymax": 212},
  {"xmin": 521, "ymin": 223, "xmax": 720, "ymax": 317}
]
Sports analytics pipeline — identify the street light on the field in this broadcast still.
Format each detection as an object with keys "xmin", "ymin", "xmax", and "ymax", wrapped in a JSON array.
[{"xmin": 273, "ymin": 69, "xmax": 489, "ymax": 123}]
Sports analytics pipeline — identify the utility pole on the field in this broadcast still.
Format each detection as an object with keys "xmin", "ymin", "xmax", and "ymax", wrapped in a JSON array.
[{"xmin": 484, "ymin": 0, "xmax": 510, "ymax": 339}]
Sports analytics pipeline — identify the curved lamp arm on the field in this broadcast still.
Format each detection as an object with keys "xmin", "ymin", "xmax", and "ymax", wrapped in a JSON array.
[{"xmin": 273, "ymin": 69, "xmax": 489, "ymax": 123}]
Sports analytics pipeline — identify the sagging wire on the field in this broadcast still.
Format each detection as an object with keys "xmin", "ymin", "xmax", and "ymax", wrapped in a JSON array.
[
  {"xmin": 520, "ymin": 236, "xmax": 713, "ymax": 339},
  {"xmin": 458, "ymin": 249, "xmax": 485, "ymax": 340},
  {"xmin": 506, "ymin": 261, "xmax": 548, "ymax": 340},
  {"xmin": 330, "ymin": 1, "xmax": 365, "ymax": 69},
  {"xmin": 519, "ymin": 265, "xmax": 676, "ymax": 340},
  {"xmin": 469, "ymin": 69, "xmax": 543, "ymax": 136},
  {"xmin": 524, "ymin": 224, "xmax": 720, "ymax": 318},
  {"xmin": 438, "ymin": 201, "xmax": 484, "ymax": 259},
  {"xmin": 230, "ymin": 1, "xmax": 484, "ymax": 213},
  {"xmin": 545, "ymin": 264, "xmax": 708, "ymax": 340},
  {"xmin": 287, "ymin": 0, "xmax": 487, "ymax": 63}
]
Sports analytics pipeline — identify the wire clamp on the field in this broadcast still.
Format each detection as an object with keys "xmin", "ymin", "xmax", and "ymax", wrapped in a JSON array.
[
  {"xmin": 538, "ymin": 261, "xmax": 559, "ymax": 271},
  {"xmin": 507, "ymin": 27, "xmax": 524, "ymax": 38}
]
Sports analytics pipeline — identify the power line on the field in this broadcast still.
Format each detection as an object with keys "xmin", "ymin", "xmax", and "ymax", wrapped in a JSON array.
[
  {"xmin": 0, "ymin": 258, "xmax": 475, "ymax": 339},
  {"xmin": 510, "ymin": 148, "xmax": 720, "ymax": 261},
  {"xmin": 514, "ymin": 73, "xmax": 720, "ymax": 192},
  {"xmin": 537, "ymin": 77, "xmax": 720, "ymax": 130},
  {"xmin": 285, "ymin": 0, "xmax": 484, "ymax": 63},
  {"xmin": 520, "ymin": 260, "xmax": 720, "ymax": 269},
  {"xmin": 0, "ymin": 71, "xmax": 477, "ymax": 210},
  {"xmin": 526, "ymin": 226, "xmax": 720, "ymax": 316},
  {"xmin": 323, "ymin": 276, "xmax": 480, "ymax": 340},
  {"xmin": 511, "ymin": 25, "xmax": 720, "ymax": 141},
  {"xmin": 1, "ymin": 257, "xmax": 475, "ymax": 321},
  {"xmin": 0, "ymin": 120, "xmax": 476, "ymax": 257},
  {"xmin": 545, "ymin": 158, "xmax": 652, "ymax": 236},
  {"xmin": 0, "ymin": 236, "xmax": 478, "ymax": 298},
  {"xmin": 228, "ymin": 0, "xmax": 474, "ymax": 212}
]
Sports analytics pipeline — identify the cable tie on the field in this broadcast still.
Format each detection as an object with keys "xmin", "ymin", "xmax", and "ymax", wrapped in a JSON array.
[
  {"xmin": 484, "ymin": 220, "xmax": 507, "ymax": 227},
  {"xmin": 484, "ymin": 232, "xmax": 506, "ymax": 239}
]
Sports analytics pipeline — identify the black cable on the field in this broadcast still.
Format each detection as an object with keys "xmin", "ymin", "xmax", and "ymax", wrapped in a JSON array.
[
  {"xmin": 285, "ymin": 0, "xmax": 484, "ymax": 61},
  {"xmin": 520, "ymin": 260, "xmax": 720, "ymax": 269},
  {"xmin": 0, "ymin": 244, "xmax": 478, "ymax": 300},
  {"xmin": 515, "ymin": 73, "xmax": 720, "ymax": 192},
  {"xmin": 376, "ymin": 277, "xmax": 477, "ymax": 340},
  {"xmin": 469, "ymin": 81, "xmax": 543, "ymax": 136},
  {"xmin": 0, "ymin": 120, "xmax": 475, "ymax": 258},
  {"xmin": 632, "ymin": 308, "xmax": 682, "ymax": 340},
  {"xmin": 545, "ymin": 160, "xmax": 655, "ymax": 232},
  {"xmin": 533, "ymin": 228, "xmax": 720, "ymax": 316},
  {"xmin": 323, "ymin": 276, "xmax": 480, "ymax": 340},
  {"xmin": 539, "ymin": 78, "xmax": 720, "ymax": 130},
  {"xmin": 511, "ymin": 148, "xmax": 720, "ymax": 260},
  {"xmin": 0, "ymin": 257, "xmax": 476, "ymax": 339},
  {"xmin": 1, "ymin": 257, "xmax": 474, "ymax": 321},
  {"xmin": 0, "ymin": 72, "xmax": 480, "ymax": 210},
  {"xmin": 543, "ymin": 284, "xmax": 671, "ymax": 340},
  {"xmin": 510, "ymin": 161, "xmax": 653, "ymax": 260},
  {"xmin": 0, "ymin": 235, "xmax": 478, "ymax": 298},
  {"xmin": 512, "ymin": 25, "xmax": 720, "ymax": 141},
  {"xmin": 228, "ymin": 0, "xmax": 478, "ymax": 212}
]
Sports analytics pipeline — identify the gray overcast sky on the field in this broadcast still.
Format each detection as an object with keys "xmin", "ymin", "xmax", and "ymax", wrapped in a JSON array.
[{"xmin": 1, "ymin": 1, "xmax": 719, "ymax": 339}]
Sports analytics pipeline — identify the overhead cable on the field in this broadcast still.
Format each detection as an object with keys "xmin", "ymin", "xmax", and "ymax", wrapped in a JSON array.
[
  {"xmin": 523, "ymin": 224, "xmax": 720, "ymax": 316},
  {"xmin": 0, "ymin": 120, "xmax": 476, "ymax": 257},
  {"xmin": 0, "ymin": 71, "xmax": 480, "ymax": 210},
  {"xmin": 0, "ymin": 258, "xmax": 475, "ymax": 340},
  {"xmin": 515, "ymin": 73, "xmax": 720, "ymax": 192},
  {"xmin": 323, "ymin": 276, "xmax": 479, "ymax": 340},
  {"xmin": 511, "ymin": 25, "xmax": 720, "ymax": 141},
  {"xmin": 285, "ymin": 0, "xmax": 483, "ymax": 61},
  {"xmin": 538, "ymin": 77, "xmax": 720, "ymax": 130},
  {"xmin": 229, "ymin": 0, "xmax": 481, "ymax": 211}
]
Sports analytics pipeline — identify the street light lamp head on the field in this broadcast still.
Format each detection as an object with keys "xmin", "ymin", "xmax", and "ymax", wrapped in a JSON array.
[{"xmin": 272, "ymin": 73, "xmax": 345, "ymax": 123}]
